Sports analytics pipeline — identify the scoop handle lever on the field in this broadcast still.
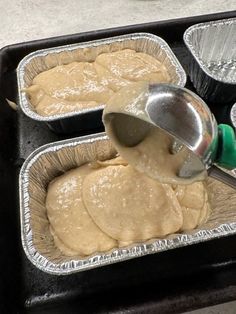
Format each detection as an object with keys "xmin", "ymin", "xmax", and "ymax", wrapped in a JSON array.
[
  {"xmin": 208, "ymin": 165, "xmax": 236, "ymax": 189},
  {"xmin": 216, "ymin": 124, "xmax": 236, "ymax": 169}
]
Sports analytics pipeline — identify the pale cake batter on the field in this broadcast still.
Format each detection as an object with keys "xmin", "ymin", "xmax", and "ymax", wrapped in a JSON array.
[
  {"xmin": 83, "ymin": 164, "xmax": 183, "ymax": 241},
  {"xmin": 173, "ymin": 182, "xmax": 210, "ymax": 230},
  {"xmin": 46, "ymin": 157, "xmax": 210, "ymax": 256},
  {"xmin": 24, "ymin": 49, "xmax": 170, "ymax": 116},
  {"xmin": 46, "ymin": 163, "xmax": 117, "ymax": 256},
  {"xmin": 95, "ymin": 49, "xmax": 169, "ymax": 84}
]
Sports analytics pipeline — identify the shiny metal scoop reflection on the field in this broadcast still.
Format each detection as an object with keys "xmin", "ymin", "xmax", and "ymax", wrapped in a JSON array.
[
  {"xmin": 145, "ymin": 84, "xmax": 236, "ymax": 188},
  {"xmin": 104, "ymin": 83, "xmax": 236, "ymax": 188}
]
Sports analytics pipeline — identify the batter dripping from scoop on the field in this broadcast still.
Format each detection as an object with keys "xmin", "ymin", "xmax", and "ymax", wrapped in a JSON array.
[{"xmin": 103, "ymin": 81, "xmax": 207, "ymax": 185}]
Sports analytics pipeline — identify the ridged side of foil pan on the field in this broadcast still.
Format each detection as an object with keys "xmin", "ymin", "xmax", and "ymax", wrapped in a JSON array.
[
  {"xmin": 184, "ymin": 18, "xmax": 236, "ymax": 104},
  {"xmin": 19, "ymin": 133, "xmax": 236, "ymax": 275},
  {"xmin": 17, "ymin": 33, "xmax": 186, "ymax": 133}
]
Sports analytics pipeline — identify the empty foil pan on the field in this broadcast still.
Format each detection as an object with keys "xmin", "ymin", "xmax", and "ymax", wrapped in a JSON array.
[
  {"xmin": 184, "ymin": 18, "xmax": 236, "ymax": 104},
  {"xmin": 20, "ymin": 133, "xmax": 236, "ymax": 275},
  {"xmin": 17, "ymin": 33, "xmax": 186, "ymax": 134}
]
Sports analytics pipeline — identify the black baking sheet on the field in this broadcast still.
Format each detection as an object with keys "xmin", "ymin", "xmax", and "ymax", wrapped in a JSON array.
[{"xmin": 0, "ymin": 11, "xmax": 236, "ymax": 314}]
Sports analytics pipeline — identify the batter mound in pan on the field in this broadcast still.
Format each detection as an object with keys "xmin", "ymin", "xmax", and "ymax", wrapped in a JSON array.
[
  {"xmin": 25, "ymin": 49, "xmax": 170, "ymax": 116},
  {"xmin": 46, "ymin": 157, "xmax": 210, "ymax": 256}
]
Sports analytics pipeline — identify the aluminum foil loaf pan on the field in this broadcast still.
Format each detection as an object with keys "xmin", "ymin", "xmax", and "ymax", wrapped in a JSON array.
[
  {"xmin": 20, "ymin": 133, "xmax": 236, "ymax": 275},
  {"xmin": 184, "ymin": 18, "xmax": 236, "ymax": 104},
  {"xmin": 17, "ymin": 33, "xmax": 186, "ymax": 134}
]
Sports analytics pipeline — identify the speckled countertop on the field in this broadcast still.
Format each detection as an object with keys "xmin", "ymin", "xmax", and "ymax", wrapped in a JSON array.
[{"xmin": 0, "ymin": 0, "xmax": 236, "ymax": 48}]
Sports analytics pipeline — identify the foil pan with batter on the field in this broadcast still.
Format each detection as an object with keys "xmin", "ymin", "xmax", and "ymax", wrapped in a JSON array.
[
  {"xmin": 17, "ymin": 33, "xmax": 186, "ymax": 133},
  {"xmin": 19, "ymin": 133, "xmax": 236, "ymax": 275}
]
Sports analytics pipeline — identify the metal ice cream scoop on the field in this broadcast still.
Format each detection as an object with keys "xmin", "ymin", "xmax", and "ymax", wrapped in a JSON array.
[{"xmin": 103, "ymin": 83, "xmax": 236, "ymax": 188}]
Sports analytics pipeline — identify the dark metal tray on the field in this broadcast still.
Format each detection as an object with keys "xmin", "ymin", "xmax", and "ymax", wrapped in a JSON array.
[{"xmin": 1, "ymin": 11, "xmax": 236, "ymax": 314}]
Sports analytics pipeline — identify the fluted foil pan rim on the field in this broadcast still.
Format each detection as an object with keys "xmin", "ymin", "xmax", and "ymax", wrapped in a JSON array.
[
  {"xmin": 20, "ymin": 133, "xmax": 236, "ymax": 275},
  {"xmin": 184, "ymin": 17, "xmax": 236, "ymax": 85},
  {"xmin": 17, "ymin": 33, "xmax": 186, "ymax": 122}
]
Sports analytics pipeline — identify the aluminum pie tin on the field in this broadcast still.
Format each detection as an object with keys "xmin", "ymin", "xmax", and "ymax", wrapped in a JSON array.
[
  {"xmin": 184, "ymin": 18, "xmax": 236, "ymax": 104},
  {"xmin": 17, "ymin": 33, "xmax": 186, "ymax": 133},
  {"xmin": 20, "ymin": 132, "xmax": 236, "ymax": 275}
]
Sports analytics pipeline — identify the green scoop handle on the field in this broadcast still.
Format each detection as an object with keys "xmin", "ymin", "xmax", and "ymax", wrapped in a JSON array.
[{"xmin": 216, "ymin": 124, "xmax": 236, "ymax": 170}]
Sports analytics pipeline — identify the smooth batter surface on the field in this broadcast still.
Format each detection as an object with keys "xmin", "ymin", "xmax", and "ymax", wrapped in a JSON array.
[
  {"xmin": 46, "ymin": 157, "xmax": 210, "ymax": 256},
  {"xmin": 83, "ymin": 164, "xmax": 183, "ymax": 241},
  {"xmin": 46, "ymin": 164, "xmax": 117, "ymax": 256},
  {"xmin": 24, "ymin": 49, "xmax": 170, "ymax": 116}
]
